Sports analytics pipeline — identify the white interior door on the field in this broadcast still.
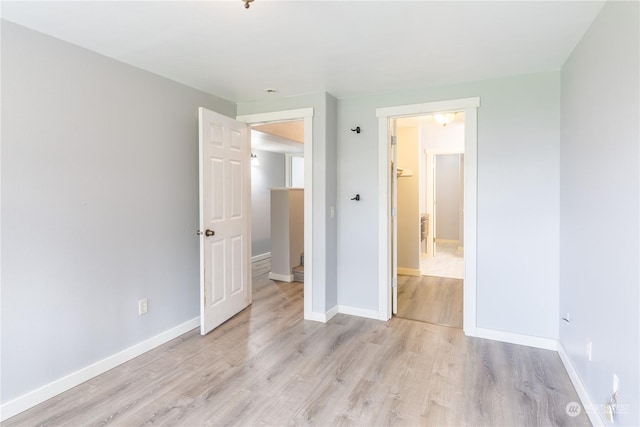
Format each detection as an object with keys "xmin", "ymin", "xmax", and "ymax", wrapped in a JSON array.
[
  {"xmin": 390, "ymin": 119, "xmax": 398, "ymax": 315},
  {"xmin": 198, "ymin": 107, "xmax": 251, "ymax": 335}
]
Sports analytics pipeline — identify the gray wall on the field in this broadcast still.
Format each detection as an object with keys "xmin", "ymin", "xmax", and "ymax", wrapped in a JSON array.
[
  {"xmin": 560, "ymin": 1, "xmax": 639, "ymax": 425},
  {"xmin": 250, "ymin": 148, "xmax": 285, "ymax": 257},
  {"xmin": 0, "ymin": 21, "xmax": 235, "ymax": 402},
  {"xmin": 337, "ymin": 72, "xmax": 561, "ymax": 338},
  {"xmin": 435, "ymin": 154, "xmax": 462, "ymax": 241}
]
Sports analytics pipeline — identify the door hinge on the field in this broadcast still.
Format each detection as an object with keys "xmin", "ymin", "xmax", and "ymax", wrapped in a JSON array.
[
  {"xmin": 392, "ymin": 207, "xmax": 397, "ymax": 217},
  {"xmin": 391, "ymin": 135, "xmax": 397, "ymax": 146},
  {"xmin": 392, "ymin": 278, "xmax": 397, "ymax": 288}
]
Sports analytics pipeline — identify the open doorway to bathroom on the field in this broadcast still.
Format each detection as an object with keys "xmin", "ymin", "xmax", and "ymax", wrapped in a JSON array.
[{"xmin": 395, "ymin": 112, "xmax": 464, "ymax": 328}]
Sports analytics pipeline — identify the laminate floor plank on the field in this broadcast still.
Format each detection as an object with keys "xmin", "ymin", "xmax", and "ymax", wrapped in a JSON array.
[
  {"xmin": 3, "ymin": 261, "xmax": 590, "ymax": 427},
  {"xmin": 397, "ymin": 275, "xmax": 463, "ymax": 328}
]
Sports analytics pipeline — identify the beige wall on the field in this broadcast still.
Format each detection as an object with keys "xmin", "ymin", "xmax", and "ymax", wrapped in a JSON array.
[{"xmin": 396, "ymin": 127, "xmax": 420, "ymax": 272}]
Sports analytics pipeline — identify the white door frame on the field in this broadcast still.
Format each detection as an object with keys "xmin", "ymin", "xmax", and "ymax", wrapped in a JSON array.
[
  {"xmin": 427, "ymin": 149, "xmax": 464, "ymax": 257},
  {"xmin": 237, "ymin": 108, "xmax": 314, "ymax": 320},
  {"xmin": 376, "ymin": 97, "xmax": 479, "ymax": 335}
]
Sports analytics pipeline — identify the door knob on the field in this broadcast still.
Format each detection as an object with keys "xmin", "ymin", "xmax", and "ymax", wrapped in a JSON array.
[{"xmin": 205, "ymin": 229, "xmax": 215, "ymax": 237}]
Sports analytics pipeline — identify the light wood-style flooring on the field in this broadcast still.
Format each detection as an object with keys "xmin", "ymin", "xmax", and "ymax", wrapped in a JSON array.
[
  {"xmin": 397, "ymin": 275, "xmax": 463, "ymax": 328},
  {"xmin": 3, "ymin": 262, "xmax": 590, "ymax": 426}
]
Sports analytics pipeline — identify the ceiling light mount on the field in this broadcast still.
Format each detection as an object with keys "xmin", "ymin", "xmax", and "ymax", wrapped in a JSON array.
[{"xmin": 433, "ymin": 112, "xmax": 457, "ymax": 127}]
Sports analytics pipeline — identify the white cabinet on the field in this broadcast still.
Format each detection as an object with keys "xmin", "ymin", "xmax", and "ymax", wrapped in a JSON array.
[{"xmin": 269, "ymin": 188, "xmax": 304, "ymax": 282}]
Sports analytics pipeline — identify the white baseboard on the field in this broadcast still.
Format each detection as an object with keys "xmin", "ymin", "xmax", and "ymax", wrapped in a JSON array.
[
  {"xmin": 557, "ymin": 343, "xmax": 604, "ymax": 426},
  {"xmin": 304, "ymin": 311, "xmax": 326, "ymax": 322},
  {"xmin": 251, "ymin": 252, "xmax": 271, "ymax": 262},
  {"xmin": 470, "ymin": 327, "xmax": 558, "ymax": 351},
  {"xmin": 304, "ymin": 308, "xmax": 336, "ymax": 323},
  {"xmin": 397, "ymin": 268, "xmax": 421, "ymax": 277},
  {"xmin": 325, "ymin": 305, "xmax": 339, "ymax": 321},
  {"xmin": 338, "ymin": 305, "xmax": 381, "ymax": 320},
  {"xmin": 0, "ymin": 317, "xmax": 199, "ymax": 422},
  {"xmin": 307, "ymin": 305, "xmax": 384, "ymax": 322},
  {"xmin": 268, "ymin": 272, "xmax": 293, "ymax": 282}
]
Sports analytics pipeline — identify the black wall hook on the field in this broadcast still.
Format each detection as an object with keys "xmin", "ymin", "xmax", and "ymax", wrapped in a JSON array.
[
  {"xmin": 351, "ymin": 194, "xmax": 360, "ymax": 201},
  {"xmin": 351, "ymin": 126, "xmax": 361, "ymax": 134}
]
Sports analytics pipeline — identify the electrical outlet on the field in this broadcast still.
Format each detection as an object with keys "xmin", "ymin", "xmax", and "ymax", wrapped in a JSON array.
[
  {"xmin": 138, "ymin": 298, "xmax": 148, "ymax": 315},
  {"xmin": 586, "ymin": 340, "xmax": 592, "ymax": 362}
]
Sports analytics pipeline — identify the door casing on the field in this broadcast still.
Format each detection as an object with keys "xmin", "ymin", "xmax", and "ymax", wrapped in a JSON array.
[
  {"xmin": 376, "ymin": 97, "xmax": 479, "ymax": 335},
  {"xmin": 237, "ymin": 108, "xmax": 314, "ymax": 320}
]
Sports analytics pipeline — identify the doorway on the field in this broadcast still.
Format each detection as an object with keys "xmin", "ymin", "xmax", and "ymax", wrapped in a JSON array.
[
  {"xmin": 394, "ymin": 113, "xmax": 465, "ymax": 328},
  {"xmin": 249, "ymin": 123, "xmax": 305, "ymax": 284},
  {"xmin": 376, "ymin": 97, "xmax": 479, "ymax": 335},
  {"xmin": 237, "ymin": 108, "xmax": 315, "ymax": 320}
]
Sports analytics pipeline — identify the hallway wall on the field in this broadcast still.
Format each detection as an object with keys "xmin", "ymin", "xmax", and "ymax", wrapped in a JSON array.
[
  {"xmin": 250, "ymin": 147, "xmax": 285, "ymax": 257},
  {"xmin": 560, "ymin": 1, "xmax": 639, "ymax": 424}
]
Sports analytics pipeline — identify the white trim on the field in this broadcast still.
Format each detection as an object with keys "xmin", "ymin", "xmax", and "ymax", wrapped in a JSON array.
[
  {"xmin": 268, "ymin": 272, "xmax": 294, "ymax": 282},
  {"xmin": 304, "ymin": 305, "xmax": 338, "ymax": 323},
  {"xmin": 376, "ymin": 97, "xmax": 479, "ymax": 334},
  {"xmin": 325, "ymin": 305, "xmax": 339, "ymax": 321},
  {"xmin": 376, "ymin": 97, "xmax": 480, "ymax": 118},
  {"xmin": 251, "ymin": 252, "xmax": 271, "ymax": 262},
  {"xmin": 338, "ymin": 305, "xmax": 381, "ymax": 320},
  {"xmin": 378, "ymin": 116, "xmax": 391, "ymax": 320},
  {"xmin": 305, "ymin": 311, "xmax": 328, "ymax": 322},
  {"xmin": 0, "ymin": 317, "xmax": 199, "ymax": 422},
  {"xmin": 462, "ymin": 106, "xmax": 478, "ymax": 335},
  {"xmin": 237, "ymin": 108, "xmax": 313, "ymax": 125},
  {"xmin": 558, "ymin": 343, "xmax": 604, "ymax": 427},
  {"xmin": 471, "ymin": 327, "xmax": 558, "ymax": 351},
  {"xmin": 397, "ymin": 268, "xmax": 421, "ymax": 276},
  {"xmin": 237, "ymin": 108, "xmax": 315, "ymax": 322}
]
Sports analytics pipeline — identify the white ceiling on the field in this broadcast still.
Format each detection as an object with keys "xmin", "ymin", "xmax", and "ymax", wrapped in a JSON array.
[{"xmin": 1, "ymin": 1, "xmax": 605, "ymax": 103}]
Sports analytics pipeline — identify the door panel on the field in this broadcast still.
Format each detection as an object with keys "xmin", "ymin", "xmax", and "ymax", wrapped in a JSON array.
[
  {"xmin": 210, "ymin": 157, "xmax": 224, "ymax": 221},
  {"xmin": 199, "ymin": 107, "xmax": 251, "ymax": 335},
  {"xmin": 210, "ymin": 240, "xmax": 225, "ymax": 304}
]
